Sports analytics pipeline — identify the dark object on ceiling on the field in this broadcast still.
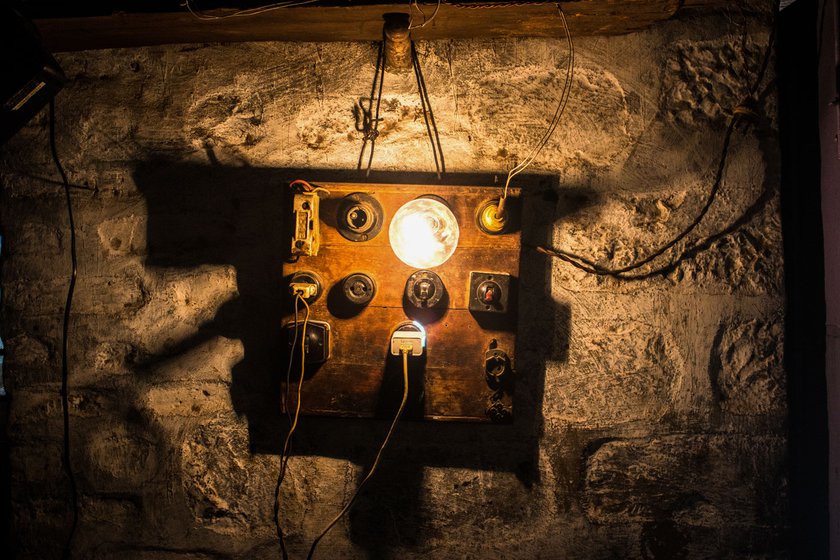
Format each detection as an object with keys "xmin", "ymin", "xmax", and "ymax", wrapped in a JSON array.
[{"xmin": 1, "ymin": 8, "xmax": 64, "ymax": 145}]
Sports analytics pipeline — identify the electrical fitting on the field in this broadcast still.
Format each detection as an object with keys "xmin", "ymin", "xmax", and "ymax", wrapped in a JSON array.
[
  {"xmin": 289, "ymin": 282, "xmax": 318, "ymax": 299},
  {"xmin": 288, "ymin": 271, "xmax": 323, "ymax": 303},
  {"xmin": 476, "ymin": 199, "xmax": 507, "ymax": 235},
  {"xmin": 290, "ymin": 184, "xmax": 322, "ymax": 257},
  {"xmin": 390, "ymin": 321, "xmax": 426, "ymax": 356}
]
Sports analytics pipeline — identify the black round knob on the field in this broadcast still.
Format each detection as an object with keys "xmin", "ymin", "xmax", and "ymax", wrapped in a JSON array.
[{"xmin": 405, "ymin": 270, "xmax": 445, "ymax": 308}]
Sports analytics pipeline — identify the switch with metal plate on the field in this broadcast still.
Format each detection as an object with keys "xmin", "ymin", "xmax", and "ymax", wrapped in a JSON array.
[
  {"xmin": 290, "ymin": 191, "xmax": 320, "ymax": 256},
  {"xmin": 284, "ymin": 320, "xmax": 331, "ymax": 365},
  {"xmin": 468, "ymin": 272, "xmax": 511, "ymax": 313}
]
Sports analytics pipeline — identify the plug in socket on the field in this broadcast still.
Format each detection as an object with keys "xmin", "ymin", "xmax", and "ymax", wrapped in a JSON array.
[
  {"xmin": 390, "ymin": 322, "xmax": 426, "ymax": 356},
  {"xmin": 288, "ymin": 271, "xmax": 323, "ymax": 303}
]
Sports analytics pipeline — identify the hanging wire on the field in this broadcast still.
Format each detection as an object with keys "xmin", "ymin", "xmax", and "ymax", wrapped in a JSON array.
[
  {"xmin": 412, "ymin": 42, "xmax": 446, "ymax": 178},
  {"xmin": 497, "ymin": 4, "xmax": 574, "ymax": 217},
  {"xmin": 275, "ymin": 294, "xmax": 310, "ymax": 560},
  {"xmin": 535, "ymin": 5, "xmax": 779, "ymax": 279},
  {"xmin": 357, "ymin": 42, "xmax": 386, "ymax": 176},
  {"xmin": 182, "ymin": 0, "xmax": 320, "ymax": 20},
  {"xmin": 49, "ymin": 99, "xmax": 79, "ymax": 560},
  {"xmin": 408, "ymin": 0, "xmax": 442, "ymax": 30},
  {"xmin": 306, "ymin": 347, "xmax": 412, "ymax": 560}
]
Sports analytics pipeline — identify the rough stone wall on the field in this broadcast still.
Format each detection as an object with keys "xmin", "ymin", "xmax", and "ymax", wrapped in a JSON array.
[{"xmin": 0, "ymin": 10, "xmax": 787, "ymax": 560}]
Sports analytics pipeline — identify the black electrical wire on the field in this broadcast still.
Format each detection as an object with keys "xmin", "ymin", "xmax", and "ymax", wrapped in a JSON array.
[
  {"xmin": 816, "ymin": 0, "xmax": 829, "ymax": 62},
  {"xmin": 534, "ymin": 116, "xmax": 739, "ymax": 278},
  {"xmin": 49, "ymin": 99, "xmax": 79, "ymax": 560},
  {"xmin": 412, "ymin": 41, "xmax": 445, "ymax": 178},
  {"xmin": 535, "ymin": 11, "xmax": 777, "ymax": 280},
  {"xmin": 358, "ymin": 42, "xmax": 386, "ymax": 176}
]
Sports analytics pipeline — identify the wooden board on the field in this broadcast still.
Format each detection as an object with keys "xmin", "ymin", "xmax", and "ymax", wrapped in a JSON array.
[
  {"xmin": 32, "ymin": 1, "xmax": 731, "ymax": 52},
  {"xmin": 282, "ymin": 182, "xmax": 521, "ymax": 422}
]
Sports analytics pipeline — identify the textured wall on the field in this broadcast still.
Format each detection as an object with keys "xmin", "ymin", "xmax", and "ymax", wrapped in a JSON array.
[{"xmin": 0, "ymin": 10, "xmax": 787, "ymax": 560}]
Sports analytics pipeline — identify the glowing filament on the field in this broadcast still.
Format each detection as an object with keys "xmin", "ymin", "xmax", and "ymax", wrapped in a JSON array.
[{"xmin": 389, "ymin": 198, "xmax": 459, "ymax": 269}]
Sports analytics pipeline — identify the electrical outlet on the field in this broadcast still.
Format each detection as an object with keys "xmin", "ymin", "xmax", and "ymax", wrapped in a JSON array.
[{"xmin": 390, "ymin": 322, "xmax": 426, "ymax": 356}]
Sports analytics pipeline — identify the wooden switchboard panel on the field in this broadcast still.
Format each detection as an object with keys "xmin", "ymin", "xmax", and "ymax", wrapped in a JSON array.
[{"xmin": 282, "ymin": 182, "xmax": 521, "ymax": 422}]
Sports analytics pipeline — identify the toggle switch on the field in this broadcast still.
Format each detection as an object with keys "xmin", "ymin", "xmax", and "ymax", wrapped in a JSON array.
[
  {"xmin": 405, "ymin": 270, "xmax": 445, "ymax": 309},
  {"xmin": 477, "ymin": 280, "xmax": 501, "ymax": 304},
  {"xmin": 469, "ymin": 272, "xmax": 511, "ymax": 313}
]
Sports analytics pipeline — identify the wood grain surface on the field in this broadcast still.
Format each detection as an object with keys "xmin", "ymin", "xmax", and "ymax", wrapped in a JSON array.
[
  {"xmin": 34, "ymin": 1, "xmax": 730, "ymax": 52},
  {"xmin": 282, "ymin": 182, "xmax": 520, "ymax": 422}
]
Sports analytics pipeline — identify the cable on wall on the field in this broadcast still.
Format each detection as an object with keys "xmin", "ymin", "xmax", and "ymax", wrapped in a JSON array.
[
  {"xmin": 306, "ymin": 346, "xmax": 412, "ymax": 560},
  {"xmin": 411, "ymin": 42, "xmax": 446, "ymax": 178},
  {"xmin": 408, "ymin": 0, "xmax": 442, "ymax": 29},
  {"xmin": 534, "ymin": 6, "xmax": 778, "ymax": 279},
  {"xmin": 274, "ymin": 293, "xmax": 309, "ymax": 560},
  {"xmin": 496, "ymin": 4, "xmax": 574, "ymax": 218},
  {"xmin": 49, "ymin": 99, "xmax": 79, "ymax": 560},
  {"xmin": 357, "ymin": 42, "xmax": 386, "ymax": 176}
]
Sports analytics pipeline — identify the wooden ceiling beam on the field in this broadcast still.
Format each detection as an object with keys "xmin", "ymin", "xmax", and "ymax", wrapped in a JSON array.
[{"xmin": 34, "ymin": 1, "xmax": 732, "ymax": 52}]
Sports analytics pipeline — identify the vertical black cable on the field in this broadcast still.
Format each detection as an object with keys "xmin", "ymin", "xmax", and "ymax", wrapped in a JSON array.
[
  {"xmin": 49, "ymin": 99, "xmax": 79, "ymax": 560},
  {"xmin": 357, "ymin": 42, "xmax": 385, "ymax": 172},
  {"xmin": 365, "ymin": 44, "xmax": 386, "ymax": 177},
  {"xmin": 412, "ymin": 42, "xmax": 445, "ymax": 178},
  {"xmin": 777, "ymin": 0, "xmax": 829, "ymax": 556}
]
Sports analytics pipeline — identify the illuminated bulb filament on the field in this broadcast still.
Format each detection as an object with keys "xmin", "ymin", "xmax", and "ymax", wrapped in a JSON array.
[{"xmin": 389, "ymin": 198, "xmax": 459, "ymax": 269}]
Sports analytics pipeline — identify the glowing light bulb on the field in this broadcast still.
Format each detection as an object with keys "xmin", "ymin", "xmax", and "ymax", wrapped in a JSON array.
[{"xmin": 389, "ymin": 197, "xmax": 459, "ymax": 268}]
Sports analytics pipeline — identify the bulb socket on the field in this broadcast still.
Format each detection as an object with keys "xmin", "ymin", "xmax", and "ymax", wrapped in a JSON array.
[{"xmin": 477, "ymin": 199, "xmax": 507, "ymax": 234}]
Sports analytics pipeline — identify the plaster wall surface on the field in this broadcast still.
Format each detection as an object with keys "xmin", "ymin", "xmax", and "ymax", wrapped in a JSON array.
[{"xmin": 0, "ymin": 10, "xmax": 787, "ymax": 559}]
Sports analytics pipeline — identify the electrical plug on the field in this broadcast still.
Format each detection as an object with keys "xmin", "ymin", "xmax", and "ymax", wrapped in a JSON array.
[
  {"xmin": 289, "ymin": 282, "xmax": 318, "ymax": 299},
  {"xmin": 390, "ymin": 322, "xmax": 426, "ymax": 356}
]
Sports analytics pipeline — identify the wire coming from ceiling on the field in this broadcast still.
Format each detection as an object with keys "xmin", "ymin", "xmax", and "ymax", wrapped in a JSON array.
[
  {"xmin": 181, "ymin": 0, "xmax": 319, "ymax": 20},
  {"xmin": 408, "ymin": 0, "xmax": 442, "ymax": 29},
  {"xmin": 357, "ymin": 38, "xmax": 444, "ymax": 177},
  {"xmin": 274, "ymin": 293, "xmax": 310, "ymax": 560},
  {"xmin": 357, "ymin": 42, "xmax": 386, "ymax": 175},
  {"xmin": 497, "ymin": 4, "xmax": 574, "ymax": 217},
  {"xmin": 412, "ymin": 42, "xmax": 446, "ymax": 178}
]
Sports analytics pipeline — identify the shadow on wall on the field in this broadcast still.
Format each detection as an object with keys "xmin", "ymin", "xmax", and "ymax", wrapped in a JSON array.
[{"xmin": 132, "ymin": 162, "xmax": 586, "ymax": 557}]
